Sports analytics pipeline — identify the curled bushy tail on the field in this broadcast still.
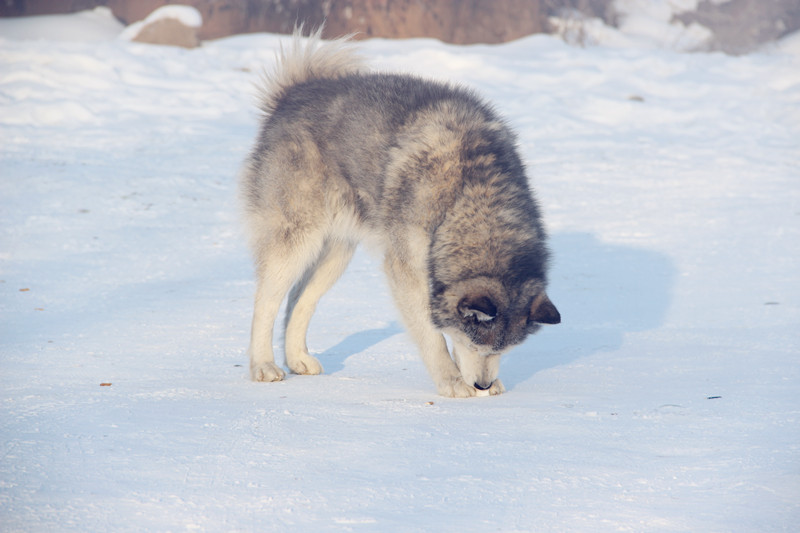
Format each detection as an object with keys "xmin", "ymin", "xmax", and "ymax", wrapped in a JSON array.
[{"xmin": 257, "ymin": 26, "xmax": 366, "ymax": 116}]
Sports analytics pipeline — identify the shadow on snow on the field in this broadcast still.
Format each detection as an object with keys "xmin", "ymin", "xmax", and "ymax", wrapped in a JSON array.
[{"xmin": 500, "ymin": 231, "xmax": 676, "ymax": 390}]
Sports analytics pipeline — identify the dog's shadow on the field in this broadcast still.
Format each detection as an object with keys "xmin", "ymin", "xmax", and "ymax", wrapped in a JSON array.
[
  {"xmin": 501, "ymin": 231, "xmax": 676, "ymax": 390},
  {"xmin": 317, "ymin": 322, "xmax": 404, "ymax": 374}
]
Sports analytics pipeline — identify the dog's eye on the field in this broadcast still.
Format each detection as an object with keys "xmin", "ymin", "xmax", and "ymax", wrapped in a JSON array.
[
  {"xmin": 468, "ymin": 311, "xmax": 495, "ymax": 324},
  {"xmin": 458, "ymin": 295, "xmax": 497, "ymax": 323}
]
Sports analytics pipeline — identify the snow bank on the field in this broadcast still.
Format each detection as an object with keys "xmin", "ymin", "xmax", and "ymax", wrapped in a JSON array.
[
  {"xmin": 769, "ymin": 29, "xmax": 800, "ymax": 56},
  {"xmin": 118, "ymin": 5, "xmax": 203, "ymax": 43},
  {"xmin": 549, "ymin": 0, "xmax": 714, "ymax": 51}
]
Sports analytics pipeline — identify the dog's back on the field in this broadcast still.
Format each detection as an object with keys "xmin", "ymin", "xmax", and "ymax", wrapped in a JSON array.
[
  {"xmin": 244, "ymin": 31, "xmax": 540, "ymax": 241},
  {"xmin": 241, "ymin": 29, "xmax": 559, "ymax": 397}
]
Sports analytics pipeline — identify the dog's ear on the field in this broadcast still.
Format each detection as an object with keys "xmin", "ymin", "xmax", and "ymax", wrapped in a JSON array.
[
  {"xmin": 458, "ymin": 295, "xmax": 497, "ymax": 322},
  {"xmin": 530, "ymin": 293, "xmax": 560, "ymax": 325}
]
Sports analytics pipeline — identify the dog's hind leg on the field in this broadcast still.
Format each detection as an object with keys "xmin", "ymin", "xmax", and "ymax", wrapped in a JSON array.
[
  {"xmin": 284, "ymin": 239, "xmax": 356, "ymax": 375},
  {"xmin": 249, "ymin": 269, "xmax": 290, "ymax": 382},
  {"xmin": 248, "ymin": 232, "xmax": 326, "ymax": 382}
]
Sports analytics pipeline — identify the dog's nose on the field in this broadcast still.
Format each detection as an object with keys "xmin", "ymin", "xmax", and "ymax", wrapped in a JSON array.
[{"xmin": 474, "ymin": 381, "xmax": 493, "ymax": 391}]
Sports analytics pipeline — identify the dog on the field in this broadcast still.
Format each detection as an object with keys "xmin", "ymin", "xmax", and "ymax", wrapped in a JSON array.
[{"xmin": 240, "ymin": 28, "xmax": 559, "ymax": 398}]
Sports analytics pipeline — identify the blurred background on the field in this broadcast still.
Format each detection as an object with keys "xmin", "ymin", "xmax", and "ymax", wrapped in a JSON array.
[{"xmin": 1, "ymin": 0, "xmax": 799, "ymax": 54}]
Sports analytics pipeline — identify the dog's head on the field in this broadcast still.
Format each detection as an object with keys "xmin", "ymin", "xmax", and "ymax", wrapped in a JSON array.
[{"xmin": 430, "ymin": 276, "xmax": 560, "ymax": 391}]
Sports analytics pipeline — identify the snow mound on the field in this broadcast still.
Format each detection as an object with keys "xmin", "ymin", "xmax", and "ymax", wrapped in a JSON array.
[
  {"xmin": 119, "ymin": 5, "xmax": 203, "ymax": 43},
  {"xmin": 550, "ymin": 0, "xmax": 715, "ymax": 51},
  {"xmin": 613, "ymin": 0, "xmax": 712, "ymax": 48},
  {"xmin": 770, "ymin": 29, "xmax": 800, "ymax": 56}
]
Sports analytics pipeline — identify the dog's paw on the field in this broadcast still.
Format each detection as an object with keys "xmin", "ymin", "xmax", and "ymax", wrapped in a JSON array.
[
  {"xmin": 437, "ymin": 376, "xmax": 478, "ymax": 398},
  {"xmin": 287, "ymin": 353, "xmax": 323, "ymax": 376},
  {"xmin": 251, "ymin": 362, "xmax": 286, "ymax": 382},
  {"xmin": 487, "ymin": 378, "xmax": 505, "ymax": 396},
  {"xmin": 472, "ymin": 379, "xmax": 505, "ymax": 397}
]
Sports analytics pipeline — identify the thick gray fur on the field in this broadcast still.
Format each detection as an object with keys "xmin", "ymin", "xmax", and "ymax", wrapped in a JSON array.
[{"xmin": 241, "ymin": 28, "xmax": 559, "ymax": 398}]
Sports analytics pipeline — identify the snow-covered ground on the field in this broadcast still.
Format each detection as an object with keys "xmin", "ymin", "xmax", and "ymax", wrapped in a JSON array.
[{"xmin": 1, "ymin": 7, "xmax": 799, "ymax": 532}]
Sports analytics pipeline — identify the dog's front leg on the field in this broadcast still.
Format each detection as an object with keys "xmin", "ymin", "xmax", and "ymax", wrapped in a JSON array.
[{"xmin": 383, "ymin": 250, "xmax": 476, "ymax": 398}]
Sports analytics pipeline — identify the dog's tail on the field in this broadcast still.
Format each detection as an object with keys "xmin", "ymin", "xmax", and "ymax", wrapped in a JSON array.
[{"xmin": 257, "ymin": 25, "xmax": 365, "ymax": 116}]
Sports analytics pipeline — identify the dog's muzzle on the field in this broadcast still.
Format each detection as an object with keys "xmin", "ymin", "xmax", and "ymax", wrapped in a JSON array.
[{"xmin": 474, "ymin": 381, "xmax": 494, "ymax": 391}]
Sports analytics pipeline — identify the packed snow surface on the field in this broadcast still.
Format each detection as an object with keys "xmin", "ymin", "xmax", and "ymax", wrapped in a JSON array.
[{"xmin": 1, "ymin": 8, "xmax": 799, "ymax": 533}]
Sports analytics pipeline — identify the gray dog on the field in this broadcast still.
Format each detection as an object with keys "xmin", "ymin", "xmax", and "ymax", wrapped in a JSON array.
[{"xmin": 240, "ymin": 28, "xmax": 559, "ymax": 397}]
